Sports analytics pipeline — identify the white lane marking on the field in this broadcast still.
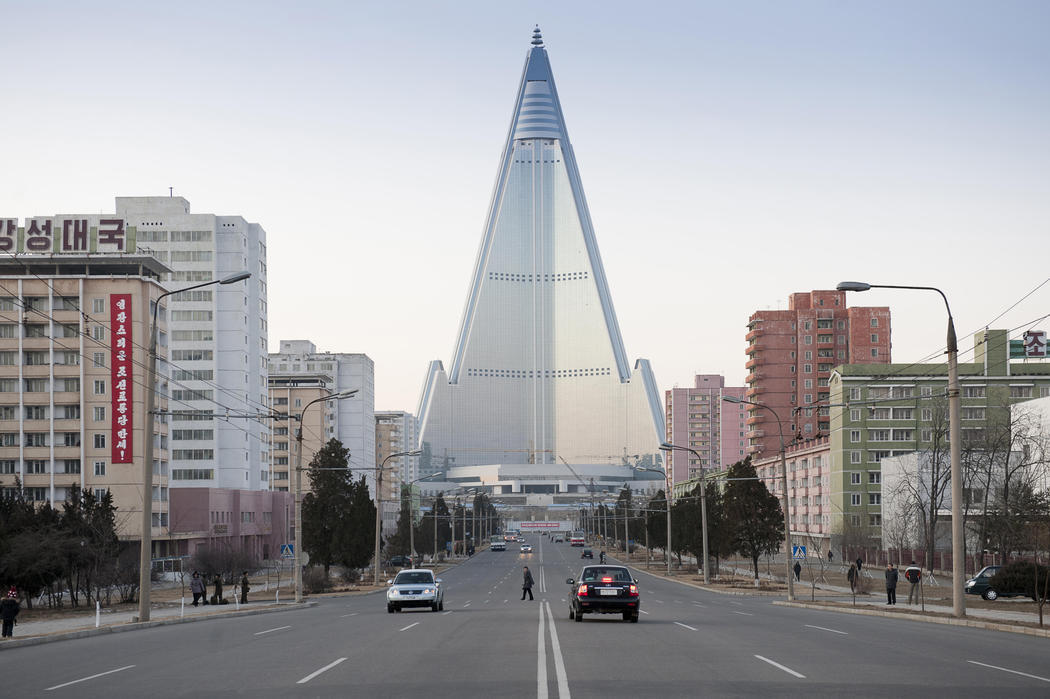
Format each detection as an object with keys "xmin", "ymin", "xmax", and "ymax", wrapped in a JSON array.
[
  {"xmin": 655, "ymin": 599, "xmax": 665, "ymax": 604},
  {"xmin": 399, "ymin": 622, "xmax": 420, "ymax": 632},
  {"xmin": 674, "ymin": 599, "xmax": 683, "ymax": 604},
  {"xmin": 443, "ymin": 611, "xmax": 453, "ymax": 616},
  {"xmin": 640, "ymin": 610, "xmax": 650, "ymax": 615},
  {"xmin": 254, "ymin": 625, "xmax": 292, "ymax": 635},
  {"xmin": 545, "ymin": 600, "xmax": 571, "ymax": 698},
  {"xmin": 692, "ymin": 602, "xmax": 707, "ymax": 608},
  {"xmin": 729, "ymin": 601, "xmax": 743, "ymax": 606},
  {"xmin": 341, "ymin": 612, "xmax": 359, "ymax": 618},
  {"xmin": 45, "ymin": 665, "xmax": 136, "ymax": 691},
  {"xmin": 755, "ymin": 655, "xmax": 805, "ymax": 679},
  {"xmin": 504, "ymin": 599, "xmax": 508, "ymax": 603},
  {"xmin": 538, "ymin": 596, "xmax": 548, "ymax": 699},
  {"xmin": 804, "ymin": 624, "xmax": 847, "ymax": 635},
  {"xmin": 967, "ymin": 661, "xmax": 1050, "ymax": 683},
  {"xmin": 297, "ymin": 657, "xmax": 347, "ymax": 684},
  {"xmin": 463, "ymin": 600, "xmax": 472, "ymax": 606},
  {"xmin": 732, "ymin": 611, "xmax": 754, "ymax": 616},
  {"xmin": 484, "ymin": 599, "xmax": 491, "ymax": 604},
  {"xmin": 674, "ymin": 621, "xmax": 698, "ymax": 631}
]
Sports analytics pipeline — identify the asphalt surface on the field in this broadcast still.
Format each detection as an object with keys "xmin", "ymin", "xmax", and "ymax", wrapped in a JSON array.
[{"xmin": 2, "ymin": 536, "xmax": 1050, "ymax": 697}]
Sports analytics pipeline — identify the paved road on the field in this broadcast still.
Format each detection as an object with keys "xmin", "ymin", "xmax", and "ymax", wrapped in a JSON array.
[{"xmin": 2, "ymin": 535, "xmax": 1049, "ymax": 697}]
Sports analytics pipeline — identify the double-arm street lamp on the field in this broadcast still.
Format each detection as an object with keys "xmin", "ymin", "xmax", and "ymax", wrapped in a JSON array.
[
  {"xmin": 373, "ymin": 449, "xmax": 422, "ymax": 586},
  {"xmin": 636, "ymin": 461, "xmax": 675, "ymax": 577},
  {"xmin": 838, "ymin": 280, "xmax": 964, "ymax": 618},
  {"xmin": 139, "ymin": 270, "xmax": 250, "ymax": 622},
  {"xmin": 657, "ymin": 444, "xmax": 710, "ymax": 584},
  {"xmin": 294, "ymin": 389, "xmax": 358, "ymax": 603},
  {"xmin": 406, "ymin": 471, "xmax": 445, "ymax": 565},
  {"xmin": 723, "ymin": 395, "xmax": 794, "ymax": 601}
]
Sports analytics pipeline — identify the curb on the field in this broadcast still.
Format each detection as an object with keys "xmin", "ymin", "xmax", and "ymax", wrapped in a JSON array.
[
  {"xmin": 774, "ymin": 600, "xmax": 1050, "ymax": 639},
  {"xmin": 0, "ymin": 601, "xmax": 318, "ymax": 651}
]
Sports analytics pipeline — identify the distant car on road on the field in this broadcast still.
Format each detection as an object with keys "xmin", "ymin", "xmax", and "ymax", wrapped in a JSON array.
[
  {"xmin": 517, "ymin": 536, "xmax": 526, "ymax": 543},
  {"xmin": 490, "ymin": 538, "xmax": 507, "ymax": 551},
  {"xmin": 386, "ymin": 555, "xmax": 412, "ymax": 568},
  {"xmin": 553, "ymin": 535, "xmax": 564, "ymax": 543},
  {"xmin": 567, "ymin": 565, "xmax": 640, "ymax": 622},
  {"xmin": 520, "ymin": 543, "xmax": 533, "ymax": 553},
  {"xmin": 387, "ymin": 569, "xmax": 444, "ymax": 613},
  {"xmin": 581, "ymin": 548, "xmax": 593, "ymax": 559}
]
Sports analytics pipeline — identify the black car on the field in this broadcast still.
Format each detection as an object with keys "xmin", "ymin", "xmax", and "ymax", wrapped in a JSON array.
[
  {"xmin": 387, "ymin": 555, "xmax": 412, "ymax": 568},
  {"xmin": 581, "ymin": 548, "xmax": 593, "ymax": 559},
  {"xmin": 567, "ymin": 565, "xmax": 640, "ymax": 622}
]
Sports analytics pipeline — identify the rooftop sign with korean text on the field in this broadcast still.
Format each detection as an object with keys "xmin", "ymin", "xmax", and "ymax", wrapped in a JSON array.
[{"xmin": 0, "ymin": 217, "xmax": 135, "ymax": 254}]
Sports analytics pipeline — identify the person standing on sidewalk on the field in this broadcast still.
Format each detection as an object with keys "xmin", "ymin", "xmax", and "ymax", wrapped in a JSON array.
[
  {"xmin": 521, "ymin": 566, "xmax": 534, "ymax": 601},
  {"xmin": 847, "ymin": 563, "xmax": 858, "ymax": 593},
  {"xmin": 885, "ymin": 563, "xmax": 899, "ymax": 605},
  {"xmin": 240, "ymin": 571, "xmax": 250, "ymax": 604},
  {"xmin": 1, "ymin": 588, "xmax": 19, "ymax": 638},
  {"xmin": 793, "ymin": 561, "xmax": 802, "ymax": 581},
  {"xmin": 905, "ymin": 561, "xmax": 922, "ymax": 604},
  {"xmin": 190, "ymin": 571, "xmax": 206, "ymax": 607},
  {"xmin": 213, "ymin": 573, "xmax": 224, "ymax": 604}
]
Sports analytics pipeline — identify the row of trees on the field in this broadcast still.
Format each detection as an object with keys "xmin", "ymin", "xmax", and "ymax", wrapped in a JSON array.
[
  {"xmin": 0, "ymin": 482, "xmax": 138, "ymax": 608},
  {"xmin": 581, "ymin": 457, "xmax": 785, "ymax": 579}
]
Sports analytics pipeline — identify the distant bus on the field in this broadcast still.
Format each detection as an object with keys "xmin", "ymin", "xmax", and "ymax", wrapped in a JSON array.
[
  {"xmin": 503, "ymin": 529, "xmax": 520, "ymax": 542},
  {"xmin": 569, "ymin": 532, "xmax": 585, "ymax": 547}
]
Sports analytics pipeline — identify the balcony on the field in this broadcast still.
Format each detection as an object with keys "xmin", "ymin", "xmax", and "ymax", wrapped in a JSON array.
[{"xmin": 745, "ymin": 357, "xmax": 760, "ymax": 370}]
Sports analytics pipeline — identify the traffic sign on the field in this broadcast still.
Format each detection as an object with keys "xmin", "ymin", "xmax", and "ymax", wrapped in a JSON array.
[
  {"xmin": 280, "ymin": 544, "xmax": 294, "ymax": 558},
  {"xmin": 792, "ymin": 545, "xmax": 806, "ymax": 560}
]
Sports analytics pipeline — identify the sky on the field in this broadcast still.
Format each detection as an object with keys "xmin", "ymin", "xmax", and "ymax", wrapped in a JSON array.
[{"xmin": 3, "ymin": 1, "xmax": 1048, "ymax": 412}]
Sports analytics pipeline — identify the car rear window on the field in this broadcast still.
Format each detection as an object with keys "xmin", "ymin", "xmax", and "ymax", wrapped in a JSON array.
[
  {"xmin": 581, "ymin": 567, "xmax": 631, "ymax": 582},
  {"xmin": 394, "ymin": 572, "xmax": 434, "ymax": 585}
]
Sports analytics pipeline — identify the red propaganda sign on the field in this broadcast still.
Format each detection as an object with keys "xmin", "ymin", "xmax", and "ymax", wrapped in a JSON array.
[{"xmin": 110, "ymin": 294, "xmax": 133, "ymax": 463}]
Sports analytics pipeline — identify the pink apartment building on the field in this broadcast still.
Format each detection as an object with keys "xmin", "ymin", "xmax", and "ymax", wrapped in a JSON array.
[
  {"xmin": 664, "ymin": 375, "xmax": 746, "ymax": 486},
  {"xmin": 745, "ymin": 290, "xmax": 891, "ymax": 459}
]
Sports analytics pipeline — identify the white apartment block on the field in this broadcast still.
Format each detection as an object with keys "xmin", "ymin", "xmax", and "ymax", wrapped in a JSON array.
[
  {"xmin": 269, "ymin": 341, "xmax": 376, "ymax": 493},
  {"xmin": 376, "ymin": 410, "xmax": 420, "ymax": 491},
  {"xmin": 116, "ymin": 197, "xmax": 269, "ymax": 491}
]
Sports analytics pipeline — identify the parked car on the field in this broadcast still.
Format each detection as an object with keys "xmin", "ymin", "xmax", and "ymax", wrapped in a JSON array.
[
  {"xmin": 387, "ymin": 555, "xmax": 412, "ymax": 568},
  {"xmin": 964, "ymin": 565, "xmax": 1026, "ymax": 600},
  {"xmin": 581, "ymin": 548, "xmax": 593, "ymax": 559},
  {"xmin": 567, "ymin": 565, "xmax": 640, "ymax": 622},
  {"xmin": 387, "ymin": 569, "xmax": 444, "ymax": 612}
]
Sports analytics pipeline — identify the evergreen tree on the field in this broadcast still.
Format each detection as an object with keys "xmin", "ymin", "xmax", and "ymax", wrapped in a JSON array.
[
  {"xmin": 646, "ymin": 490, "xmax": 668, "ymax": 556},
  {"xmin": 724, "ymin": 457, "xmax": 784, "ymax": 579},
  {"xmin": 345, "ymin": 475, "xmax": 377, "ymax": 570},
  {"xmin": 302, "ymin": 439, "xmax": 357, "ymax": 578}
]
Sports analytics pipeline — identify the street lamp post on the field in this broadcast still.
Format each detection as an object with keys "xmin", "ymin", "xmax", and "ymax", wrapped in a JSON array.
[
  {"xmin": 837, "ymin": 280, "xmax": 964, "ymax": 618},
  {"xmin": 139, "ymin": 270, "xmax": 250, "ymax": 622},
  {"xmin": 294, "ymin": 389, "xmax": 358, "ymax": 603},
  {"xmin": 406, "ymin": 471, "xmax": 445, "ymax": 565},
  {"xmin": 374, "ymin": 449, "xmax": 422, "ymax": 585},
  {"xmin": 657, "ymin": 444, "xmax": 709, "ymax": 584},
  {"xmin": 723, "ymin": 395, "xmax": 794, "ymax": 601}
]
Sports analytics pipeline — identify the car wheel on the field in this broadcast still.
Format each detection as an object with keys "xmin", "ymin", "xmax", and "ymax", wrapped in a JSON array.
[
  {"xmin": 432, "ymin": 602, "xmax": 439, "ymax": 612},
  {"xmin": 630, "ymin": 612, "xmax": 639, "ymax": 623},
  {"xmin": 983, "ymin": 589, "xmax": 998, "ymax": 601},
  {"xmin": 622, "ymin": 611, "xmax": 632, "ymax": 622},
  {"xmin": 395, "ymin": 605, "xmax": 402, "ymax": 612},
  {"xmin": 387, "ymin": 604, "xmax": 394, "ymax": 614},
  {"xmin": 439, "ymin": 600, "xmax": 444, "ymax": 611},
  {"xmin": 568, "ymin": 608, "xmax": 574, "ymax": 620},
  {"xmin": 574, "ymin": 610, "xmax": 583, "ymax": 622}
]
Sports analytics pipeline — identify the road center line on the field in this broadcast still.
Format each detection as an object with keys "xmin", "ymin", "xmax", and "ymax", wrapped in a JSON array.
[
  {"xmin": 297, "ymin": 658, "xmax": 346, "ymax": 685},
  {"xmin": 399, "ymin": 622, "xmax": 420, "ymax": 632},
  {"xmin": 804, "ymin": 624, "xmax": 847, "ymax": 635},
  {"xmin": 755, "ymin": 655, "xmax": 805, "ymax": 679},
  {"xmin": 340, "ymin": 613, "xmax": 358, "ymax": 618},
  {"xmin": 674, "ymin": 621, "xmax": 698, "ymax": 631},
  {"xmin": 538, "ymin": 599, "xmax": 548, "ymax": 699},
  {"xmin": 545, "ymin": 601, "xmax": 571, "ymax": 698},
  {"xmin": 640, "ymin": 609, "xmax": 650, "ymax": 615},
  {"xmin": 967, "ymin": 661, "xmax": 1050, "ymax": 683},
  {"xmin": 45, "ymin": 665, "xmax": 136, "ymax": 691},
  {"xmin": 443, "ymin": 611, "xmax": 453, "ymax": 615},
  {"xmin": 732, "ymin": 611, "xmax": 754, "ymax": 616},
  {"xmin": 254, "ymin": 625, "xmax": 292, "ymax": 635}
]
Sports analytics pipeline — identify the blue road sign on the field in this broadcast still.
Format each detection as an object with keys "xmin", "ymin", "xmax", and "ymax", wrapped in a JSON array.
[
  {"xmin": 792, "ymin": 545, "xmax": 806, "ymax": 560},
  {"xmin": 280, "ymin": 544, "xmax": 294, "ymax": 558}
]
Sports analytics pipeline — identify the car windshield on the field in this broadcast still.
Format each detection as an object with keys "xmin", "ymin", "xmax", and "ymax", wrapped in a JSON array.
[
  {"xmin": 581, "ymin": 567, "xmax": 631, "ymax": 583},
  {"xmin": 393, "ymin": 572, "xmax": 433, "ymax": 585}
]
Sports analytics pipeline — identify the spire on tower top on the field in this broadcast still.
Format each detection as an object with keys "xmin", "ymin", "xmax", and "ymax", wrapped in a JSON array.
[{"xmin": 531, "ymin": 26, "xmax": 543, "ymax": 46}]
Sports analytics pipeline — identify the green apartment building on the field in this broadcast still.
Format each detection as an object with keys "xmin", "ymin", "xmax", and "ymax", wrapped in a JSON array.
[{"xmin": 826, "ymin": 329, "xmax": 1050, "ymax": 550}]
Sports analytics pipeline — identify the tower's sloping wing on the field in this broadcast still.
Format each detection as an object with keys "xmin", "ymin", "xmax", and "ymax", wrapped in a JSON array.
[{"xmin": 418, "ymin": 31, "xmax": 662, "ymax": 468}]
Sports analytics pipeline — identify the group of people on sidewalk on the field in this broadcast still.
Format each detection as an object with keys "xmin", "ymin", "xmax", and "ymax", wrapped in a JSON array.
[
  {"xmin": 881, "ymin": 561, "xmax": 923, "ymax": 605},
  {"xmin": 189, "ymin": 571, "xmax": 251, "ymax": 607}
]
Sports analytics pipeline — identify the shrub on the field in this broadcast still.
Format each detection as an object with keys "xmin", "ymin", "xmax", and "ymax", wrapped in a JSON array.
[
  {"xmin": 302, "ymin": 567, "xmax": 332, "ymax": 594},
  {"xmin": 989, "ymin": 561, "xmax": 1050, "ymax": 601}
]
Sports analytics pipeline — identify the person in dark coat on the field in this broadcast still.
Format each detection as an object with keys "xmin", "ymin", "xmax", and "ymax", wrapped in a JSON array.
[
  {"xmin": 847, "ymin": 563, "xmax": 858, "ymax": 593},
  {"xmin": 240, "ymin": 571, "xmax": 250, "ymax": 604},
  {"xmin": 521, "ymin": 566, "xmax": 534, "ymax": 601},
  {"xmin": 856, "ymin": 557, "xmax": 863, "ymax": 571},
  {"xmin": 1, "ymin": 588, "xmax": 20, "ymax": 638},
  {"xmin": 190, "ymin": 571, "xmax": 206, "ymax": 607},
  {"xmin": 885, "ymin": 563, "xmax": 899, "ymax": 605},
  {"xmin": 793, "ymin": 561, "xmax": 802, "ymax": 581},
  {"xmin": 827, "ymin": 550, "xmax": 833, "ymax": 563},
  {"xmin": 214, "ymin": 574, "xmax": 224, "ymax": 603}
]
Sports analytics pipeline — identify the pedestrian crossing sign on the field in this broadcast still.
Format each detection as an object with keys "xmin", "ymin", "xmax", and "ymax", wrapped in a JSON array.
[
  {"xmin": 792, "ymin": 545, "xmax": 806, "ymax": 560},
  {"xmin": 280, "ymin": 544, "xmax": 294, "ymax": 558}
]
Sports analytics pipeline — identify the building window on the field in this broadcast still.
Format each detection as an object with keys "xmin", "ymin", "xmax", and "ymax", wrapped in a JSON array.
[
  {"xmin": 94, "ymin": 461, "xmax": 106, "ymax": 476},
  {"xmin": 850, "ymin": 451, "xmax": 862, "ymax": 464},
  {"xmin": 1009, "ymin": 386, "xmax": 1033, "ymax": 398},
  {"xmin": 850, "ymin": 473, "xmax": 861, "ymax": 484},
  {"xmin": 871, "ymin": 318, "xmax": 879, "ymax": 328},
  {"xmin": 869, "ymin": 493, "xmax": 881, "ymax": 506},
  {"xmin": 804, "ymin": 336, "xmax": 812, "ymax": 345},
  {"xmin": 63, "ymin": 460, "xmax": 81, "ymax": 474},
  {"xmin": 922, "ymin": 409, "xmax": 933, "ymax": 421},
  {"xmin": 93, "ymin": 380, "xmax": 106, "ymax": 395},
  {"xmin": 92, "ymin": 325, "xmax": 105, "ymax": 341},
  {"xmin": 850, "ymin": 493, "xmax": 861, "ymax": 506},
  {"xmin": 850, "ymin": 409, "xmax": 861, "ymax": 422},
  {"xmin": 871, "ymin": 334, "xmax": 879, "ymax": 343},
  {"xmin": 92, "ymin": 298, "xmax": 105, "ymax": 313},
  {"xmin": 93, "ymin": 406, "xmax": 106, "ymax": 422},
  {"xmin": 869, "ymin": 472, "xmax": 881, "ymax": 484},
  {"xmin": 92, "ymin": 352, "xmax": 106, "ymax": 368},
  {"xmin": 93, "ymin": 434, "xmax": 106, "ymax": 449},
  {"xmin": 963, "ymin": 386, "xmax": 986, "ymax": 398},
  {"xmin": 871, "ymin": 349, "xmax": 879, "ymax": 358},
  {"xmin": 869, "ymin": 514, "xmax": 882, "ymax": 527},
  {"xmin": 921, "ymin": 429, "xmax": 932, "ymax": 441},
  {"xmin": 850, "ymin": 387, "xmax": 861, "ymax": 400},
  {"xmin": 850, "ymin": 430, "xmax": 861, "ymax": 443}
]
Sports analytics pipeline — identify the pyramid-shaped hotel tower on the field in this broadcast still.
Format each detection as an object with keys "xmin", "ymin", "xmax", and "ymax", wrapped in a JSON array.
[{"xmin": 418, "ymin": 29, "xmax": 663, "ymax": 486}]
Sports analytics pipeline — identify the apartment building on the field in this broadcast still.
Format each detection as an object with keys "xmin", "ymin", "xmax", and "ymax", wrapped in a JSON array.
[
  {"xmin": 376, "ymin": 411, "xmax": 419, "ymax": 493},
  {"xmin": 664, "ymin": 374, "xmax": 746, "ymax": 486},
  {"xmin": 0, "ymin": 216, "xmax": 173, "ymax": 550},
  {"xmin": 116, "ymin": 196, "xmax": 269, "ymax": 492},
  {"xmin": 268, "ymin": 341, "xmax": 376, "ymax": 493},
  {"xmin": 267, "ymin": 373, "xmax": 334, "ymax": 494},
  {"xmin": 745, "ymin": 290, "xmax": 891, "ymax": 458}
]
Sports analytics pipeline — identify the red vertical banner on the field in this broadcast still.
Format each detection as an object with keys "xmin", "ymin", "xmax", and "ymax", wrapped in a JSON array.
[{"xmin": 110, "ymin": 294, "xmax": 133, "ymax": 463}]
